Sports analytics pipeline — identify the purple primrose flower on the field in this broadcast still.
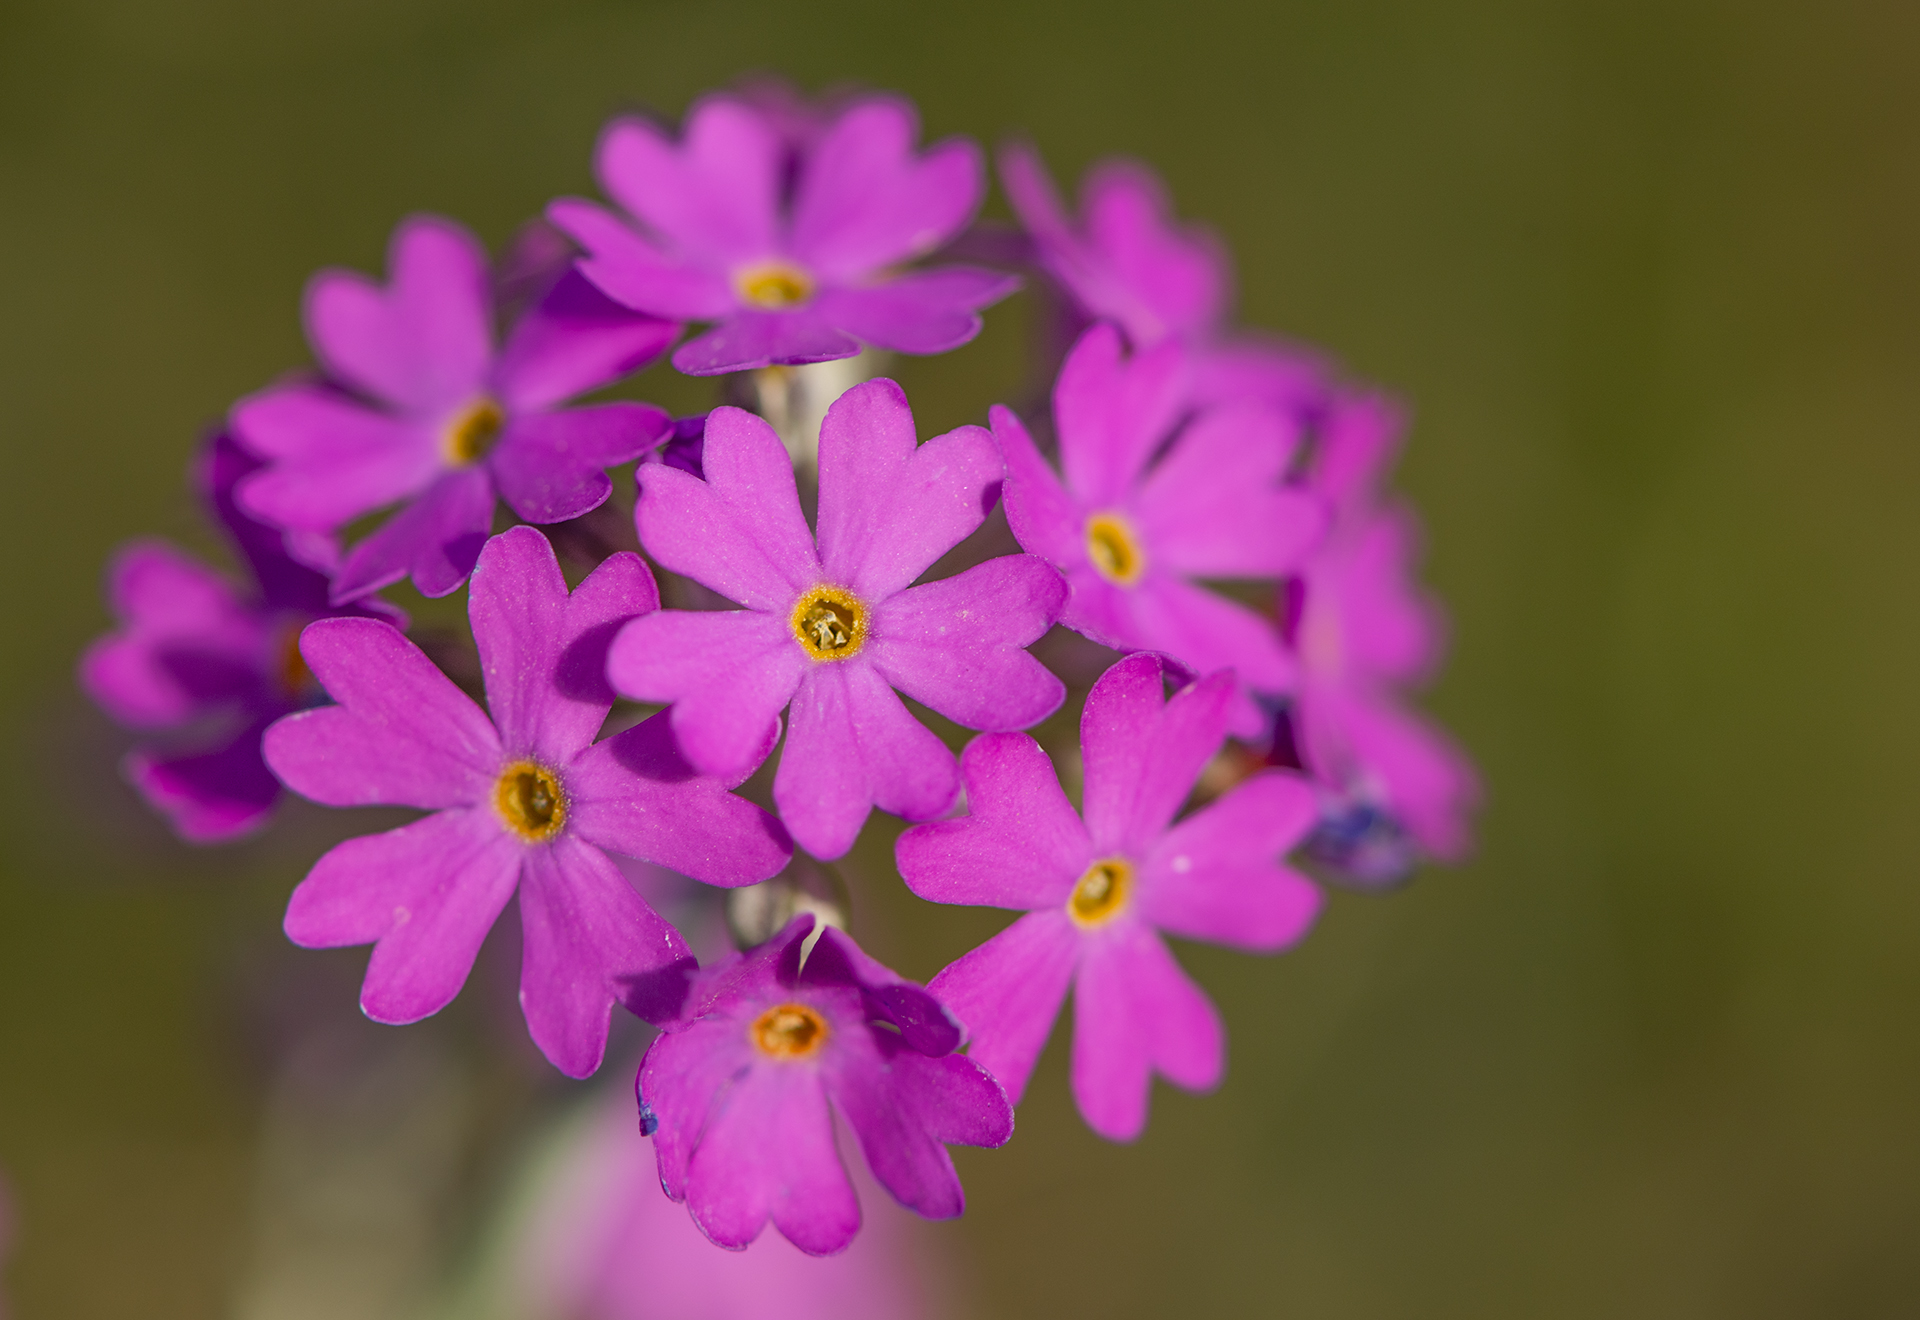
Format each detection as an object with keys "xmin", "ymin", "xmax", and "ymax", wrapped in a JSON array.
[
  {"xmin": 897, "ymin": 653, "xmax": 1323, "ymax": 1141},
  {"xmin": 232, "ymin": 214, "xmax": 679, "ymax": 603},
  {"xmin": 608, "ymin": 378, "xmax": 1068, "ymax": 860},
  {"xmin": 1288, "ymin": 393, "xmax": 1479, "ymax": 871},
  {"xmin": 640, "ymin": 914, "xmax": 1013, "ymax": 1255},
  {"xmin": 548, "ymin": 93, "xmax": 1019, "ymax": 376},
  {"xmin": 263, "ymin": 526, "xmax": 792, "ymax": 1077},
  {"xmin": 999, "ymin": 143, "xmax": 1325, "ymax": 411},
  {"xmin": 79, "ymin": 434, "xmax": 401, "ymax": 842},
  {"xmin": 995, "ymin": 322, "xmax": 1326, "ymax": 736}
]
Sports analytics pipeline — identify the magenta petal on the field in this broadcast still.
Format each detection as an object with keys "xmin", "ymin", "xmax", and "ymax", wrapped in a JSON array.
[
  {"xmin": 490, "ymin": 404, "xmax": 672, "ymax": 525},
  {"xmin": 546, "ymin": 198, "xmax": 736, "ymax": 321},
  {"xmin": 805, "ymin": 928, "xmax": 963, "ymax": 1057},
  {"xmin": 303, "ymin": 215, "xmax": 494, "ymax": 413},
  {"xmin": 828, "ymin": 1050, "xmax": 999, "ymax": 1221},
  {"xmin": 285, "ymin": 808, "xmax": 522, "ymax": 1024},
  {"xmin": 1138, "ymin": 772, "xmax": 1324, "ymax": 951},
  {"xmin": 1080, "ymin": 657, "xmax": 1234, "ymax": 854},
  {"xmin": 688, "ymin": 1063, "xmax": 859, "ymax": 1255},
  {"xmin": 633, "ymin": 407, "xmax": 818, "ymax": 610},
  {"xmin": 597, "ymin": 104, "xmax": 781, "ymax": 267},
  {"xmin": 1080, "ymin": 159, "xmax": 1227, "ymax": 343},
  {"xmin": 1134, "ymin": 402, "xmax": 1326, "ymax": 578},
  {"xmin": 1313, "ymin": 390, "xmax": 1406, "ymax": 520},
  {"xmin": 494, "ymin": 269, "xmax": 680, "ymax": 413},
  {"xmin": 869, "ymin": 555, "xmax": 1067, "ymax": 732},
  {"xmin": 640, "ymin": 1006, "xmax": 760, "ymax": 1202},
  {"xmin": 1053, "ymin": 324, "xmax": 1188, "ymax": 508},
  {"xmin": 125, "ymin": 719, "xmax": 281, "ymax": 843},
  {"xmin": 232, "ymin": 386, "xmax": 441, "ymax": 532},
  {"xmin": 670, "ymin": 311, "xmax": 862, "ymax": 376},
  {"xmin": 332, "ymin": 466, "xmax": 496, "ymax": 602},
  {"xmin": 815, "ymin": 380, "xmax": 1001, "ymax": 599},
  {"xmin": 810, "ymin": 268, "xmax": 1015, "ymax": 356},
  {"xmin": 1189, "ymin": 336, "xmax": 1329, "ymax": 414},
  {"xmin": 80, "ymin": 542, "xmax": 255, "ymax": 727},
  {"xmin": 1334, "ymin": 505, "xmax": 1446, "ymax": 682},
  {"xmin": 992, "ymin": 404, "xmax": 1088, "ymax": 569},
  {"xmin": 789, "ymin": 99, "xmax": 982, "ymax": 280},
  {"xmin": 263, "ymin": 617, "xmax": 500, "ymax": 809},
  {"xmin": 1128, "ymin": 575, "xmax": 1298, "ymax": 709},
  {"xmin": 1311, "ymin": 688, "xmax": 1480, "ymax": 860},
  {"xmin": 565, "ymin": 712, "xmax": 792, "ymax": 887},
  {"xmin": 517, "ymin": 837, "xmax": 694, "ymax": 1077},
  {"xmin": 468, "ymin": 527, "xmax": 658, "ymax": 764},
  {"xmin": 928, "ymin": 911, "xmax": 1079, "ymax": 1106},
  {"xmin": 775, "ymin": 662, "xmax": 957, "ymax": 860},
  {"xmin": 606, "ymin": 609, "xmax": 802, "ymax": 781},
  {"xmin": 1071, "ymin": 923, "xmax": 1222, "ymax": 1141},
  {"xmin": 896, "ymin": 733, "xmax": 1090, "ymax": 909}
]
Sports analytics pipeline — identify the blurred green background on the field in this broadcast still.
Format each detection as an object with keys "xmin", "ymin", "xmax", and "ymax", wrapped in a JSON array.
[{"xmin": 2, "ymin": 0, "xmax": 1917, "ymax": 1315}]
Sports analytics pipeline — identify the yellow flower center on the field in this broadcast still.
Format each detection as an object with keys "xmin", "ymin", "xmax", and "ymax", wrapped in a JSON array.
[
  {"xmin": 1068, "ymin": 858, "xmax": 1133, "ymax": 928},
  {"xmin": 444, "ymin": 397, "xmax": 506, "ymax": 466},
  {"xmin": 790, "ymin": 585, "xmax": 868, "ymax": 662},
  {"xmin": 752, "ymin": 1002, "xmax": 829, "ymax": 1059},
  {"xmin": 494, "ymin": 760, "xmax": 566, "ymax": 842},
  {"xmin": 735, "ymin": 261, "xmax": 815, "ymax": 310},
  {"xmin": 1085, "ymin": 512, "xmax": 1146, "ymax": 586}
]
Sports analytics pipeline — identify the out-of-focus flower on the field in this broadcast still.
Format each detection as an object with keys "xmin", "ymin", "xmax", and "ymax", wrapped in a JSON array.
[
  {"xmin": 1287, "ymin": 393, "xmax": 1479, "ymax": 875},
  {"xmin": 549, "ymin": 94, "xmax": 1018, "ymax": 376},
  {"xmin": 898, "ymin": 653, "xmax": 1322, "ymax": 1141},
  {"xmin": 608, "ymin": 379, "xmax": 1067, "ymax": 860},
  {"xmin": 79, "ymin": 434, "xmax": 400, "ymax": 841},
  {"xmin": 640, "ymin": 915, "xmax": 1012, "ymax": 1255},
  {"xmin": 999, "ymin": 143, "xmax": 1324, "ymax": 411},
  {"xmin": 233, "ymin": 215, "xmax": 678, "ymax": 603},
  {"xmin": 994, "ymin": 323, "xmax": 1325, "ymax": 736},
  {"xmin": 263, "ymin": 526, "xmax": 791, "ymax": 1077}
]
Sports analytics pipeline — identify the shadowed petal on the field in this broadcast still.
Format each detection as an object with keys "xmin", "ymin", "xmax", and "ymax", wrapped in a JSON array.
[
  {"xmin": 125, "ymin": 717, "xmax": 282, "ymax": 843},
  {"xmin": 816, "ymin": 380, "xmax": 1002, "ymax": 598},
  {"xmin": 491, "ymin": 404, "xmax": 672, "ymax": 525},
  {"xmin": 331, "ymin": 466, "xmax": 496, "ymax": 602},
  {"xmin": 81, "ymin": 542, "xmax": 258, "ymax": 726},
  {"xmin": 829, "ymin": 1048, "xmax": 1006, "ymax": 1221},
  {"xmin": 670, "ymin": 311, "xmax": 862, "ymax": 376},
  {"xmin": 1139, "ymin": 772, "xmax": 1324, "ymax": 951},
  {"xmin": 284, "ymin": 808, "xmax": 522, "ymax": 1024},
  {"xmin": 992, "ymin": 404, "xmax": 1086, "ymax": 568},
  {"xmin": 607, "ymin": 609, "xmax": 802, "ymax": 781},
  {"xmin": 928, "ymin": 911, "xmax": 1079, "ymax": 1106},
  {"xmin": 687, "ymin": 1063, "xmax": 859, "ymax": 1255},
  {"xmin": 810, "ymin": 268, "xmax": 1014, "ymax": 356},
  {"xmin": 494, "ymin": 269, "xmax": 680, "ymax": 413},
  {"xmin": 546, "ymin": 198, "xmax": 736, "ymax": 321},
  {"xmin": 896, "ymin": 732, "xmax": 1090, "ymax": 909},
  {"xmin": 518, "ymin": 837, "xmax": 695, "ymax": 1077}
]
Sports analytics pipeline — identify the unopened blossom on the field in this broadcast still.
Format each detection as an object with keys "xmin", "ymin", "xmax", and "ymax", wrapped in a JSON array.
[
  {"xmin": 995, "ymin": 322, "xmax": 1325, "ymax": 736},
  {"xmin": 897, "ymin": 654, "xmax": 1323, "ymax": 1141},
  {"xmin": 232, "ymin": 215, "xmax": 679, "ymax": 602},
  {"xmin": 79, "ymin": 434, "xmax": 401, "ymax": 841},
  {"xmin": 549, "ymin": 93, "xmax": 1018, "ymax": 376},
  {"xmin": 1287, "ymin": 392, "xmax": 1479, "ymax": 871},
  {"xmin": 999, "ymin": 143, "xmax": 1324, "ymax": 411},
  {"xmin": 640, "ymin": 914, "xmax": 1013, "ymax": 1255},
  {"xmin": 609, "ymin": 379, "xmax": 1067, "ymax": 859},
  {"xmin": 264, "ymin": 526, "xmax": 791, "ymax": 1077}
]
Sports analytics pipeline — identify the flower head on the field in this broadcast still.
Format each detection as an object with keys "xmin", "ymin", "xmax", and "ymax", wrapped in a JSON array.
[
  {"xmin": 999, "ymin": 143, "xmax": 1325, "ymax": 411},
  {"xmin": 995, "ymin": 323, "xmax": 1326, "ymax": 736},
  {"xmin": 640, "ymin": 914, "xmax": 1013, "ymax": 1255},
  {"xmin": 608, "ymin": 378, "xmax": 1068, "ymax": 859},
  {"xmin": 549, "ymin": 93, "xmax": 1019, "ymax": 376},
  {"xmin": 232, "ymin": 215, "xmax": 679, "ymax": 603},
  {"xmin": 1287, "ymin": 393, "xmax": 1480, "ymax": 873},
  {"xmin": 896, "ymin": 653, "xmax": 1323, "ymax": 1141},
  {"xmin": 78, "ymin": 433, "xmax": 399, "ymax": 841},
  {"xmin": 263, "ymin": 526, "xmax": 792, "ymax": 1077}
]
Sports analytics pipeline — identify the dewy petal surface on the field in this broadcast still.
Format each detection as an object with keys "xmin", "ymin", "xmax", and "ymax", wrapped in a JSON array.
[
  {"xmin": 927, "ymin": 911, "xmax": 1079, "ymax": 1107},
  {"xmin": 606, "ymin": 609, "xmax": 803, "ymax": 781},
  {"xmin": 263, "ymin": 617, "xmax": 500, "ymax": 809},
  {"xmin": 518, "ymin": 837, "xmax": 694, "ymax": 1077},
  {"xmin": 815, "ymin": 379, "xmax": 1001, "ymax": 600},
  {"xmin": 284, "ymin": 808, "xmax": 522, "ymax": 1024},
  {"xmin": 1138, "ymin": 772, "xmax": 1324, "ymax": 951}
]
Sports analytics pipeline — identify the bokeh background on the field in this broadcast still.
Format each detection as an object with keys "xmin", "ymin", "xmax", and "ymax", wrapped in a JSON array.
[{"xmin": 2, "ymin": 0, "xmax": 1917, "ymax": 1315}]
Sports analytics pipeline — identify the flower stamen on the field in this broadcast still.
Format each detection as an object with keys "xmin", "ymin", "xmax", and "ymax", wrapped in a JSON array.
[
  {"xmin": 752, "ymin": 1002, "xmax": 829, "ymax": 1059},
  {"xmin": 790, "ymin": 585, "xmax": 868, "ymax": 662},
  {"xmin": 1068, "ymin": 857, "xmax": 1133, "ymax": 927},
  {"xmin": 1085, "ymin": 512, "xmax": 1146, "ymax": 586},
  {"xmin": 735, "ymin": 261, "xmax": 815, "ymax": 311},
  {"xmin": 444, "ymin": 397, "xmax": 506, "ymax": 466},
  {"xmin": 494, "ymin": 760, "xmax": 566, "ymax": 841}
]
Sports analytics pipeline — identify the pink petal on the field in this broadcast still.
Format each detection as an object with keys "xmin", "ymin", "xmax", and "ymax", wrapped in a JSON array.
[
  {"xmin": 816, "ymin": 380, "xmax": 1002, "ymax": 598},
  {"xmin": 1080, "ymin": 656, "xmax": 1235, "ymax": 854},
  {"xmin": 330, "ymin": 466, "xmax": 496, "ymax": 601},
  {"xmin": 1138, "ymin": 772, "xmax": 1324, "ymax": 951},
  {"xmin": 489, "ymin": 403, "xmax": 672, "ymax": 525},
  {"xmin": 606, "ymin": 608, "xmax": 802, "ymax": 781},
  {"xmin": 927, "ymin": 911, "xmax": 1079, "ymax": 1106},
  {"xmin": 809, "ymin": 267, "xmax": 1015, "ymax": 356},
  {"xmin": 632, "ymin": 406, "xmax": 818, "ymax": 610},
  {"xmin": 545, "ymin": 198, "xmax": 736, "ymax": 321},
  {"xmin": 303, "ymin": 215, "xmax": 494, "ymax": 413},
  {"xmin": 125, "ymin": 719, "xmax": 281, "ymax": 843},
  {"xmin": 895, "ymin": 732, "xmax": 1090, "ymax": 909},
  {"xmin": 80, "ymin": 542, "xmax": 256, "ymax": 727},
  {"xmin": 1053, "ymin": 324, "xmax": 1188, "ymax": 508},
  {"xmin": 1071, "ymin": 921, "xmax": 1222, "ymax": 1141},
  {"xmin": 1312, "ymin": 389, "xmax": 1406, "ymax": 521},
  {"xmin": 232, "ymin": 385, "xmax": 441, "ymax": 532},
  {"xmin": 1080, "ymin": 158, "xmax": 1228, "ymax": 343},
  {"xmin": 517, "ymin": 837, "xmax": 694, "ymax": 1077},
  {"xmin": 993, "ymin": 404, "xmax": 1088, "ymax": 569},
  {"xmin": 686, "ymin": 1063, "xmax": 860, "ymax": 1255},
  {"xmin": 828, "ymin": 1050, "xmax": 1006, "ymax": 1221},
  {"xmin": 494, "ymin": 269, "xmax": 680, "ymax": 413},
  {"xmin": 263, "ymin": 617, "xmax": 500, "ymax": 809},
  {"xmin": 596, "ymin": 103, "xmax": 781, "ymax": 268},
  {"xmin": 669, "ymin": 310, "xmax": 862, "ymax": 375},
  {"xmin": 283, "ymin": 808, "xmax": 522, "ymax": 1024}
]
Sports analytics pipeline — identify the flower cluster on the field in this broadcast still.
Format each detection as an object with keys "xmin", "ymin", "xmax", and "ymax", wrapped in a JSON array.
[{"xmin": 81, "ymin": 83, "xmax": 1477, "ymax": 1258}]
